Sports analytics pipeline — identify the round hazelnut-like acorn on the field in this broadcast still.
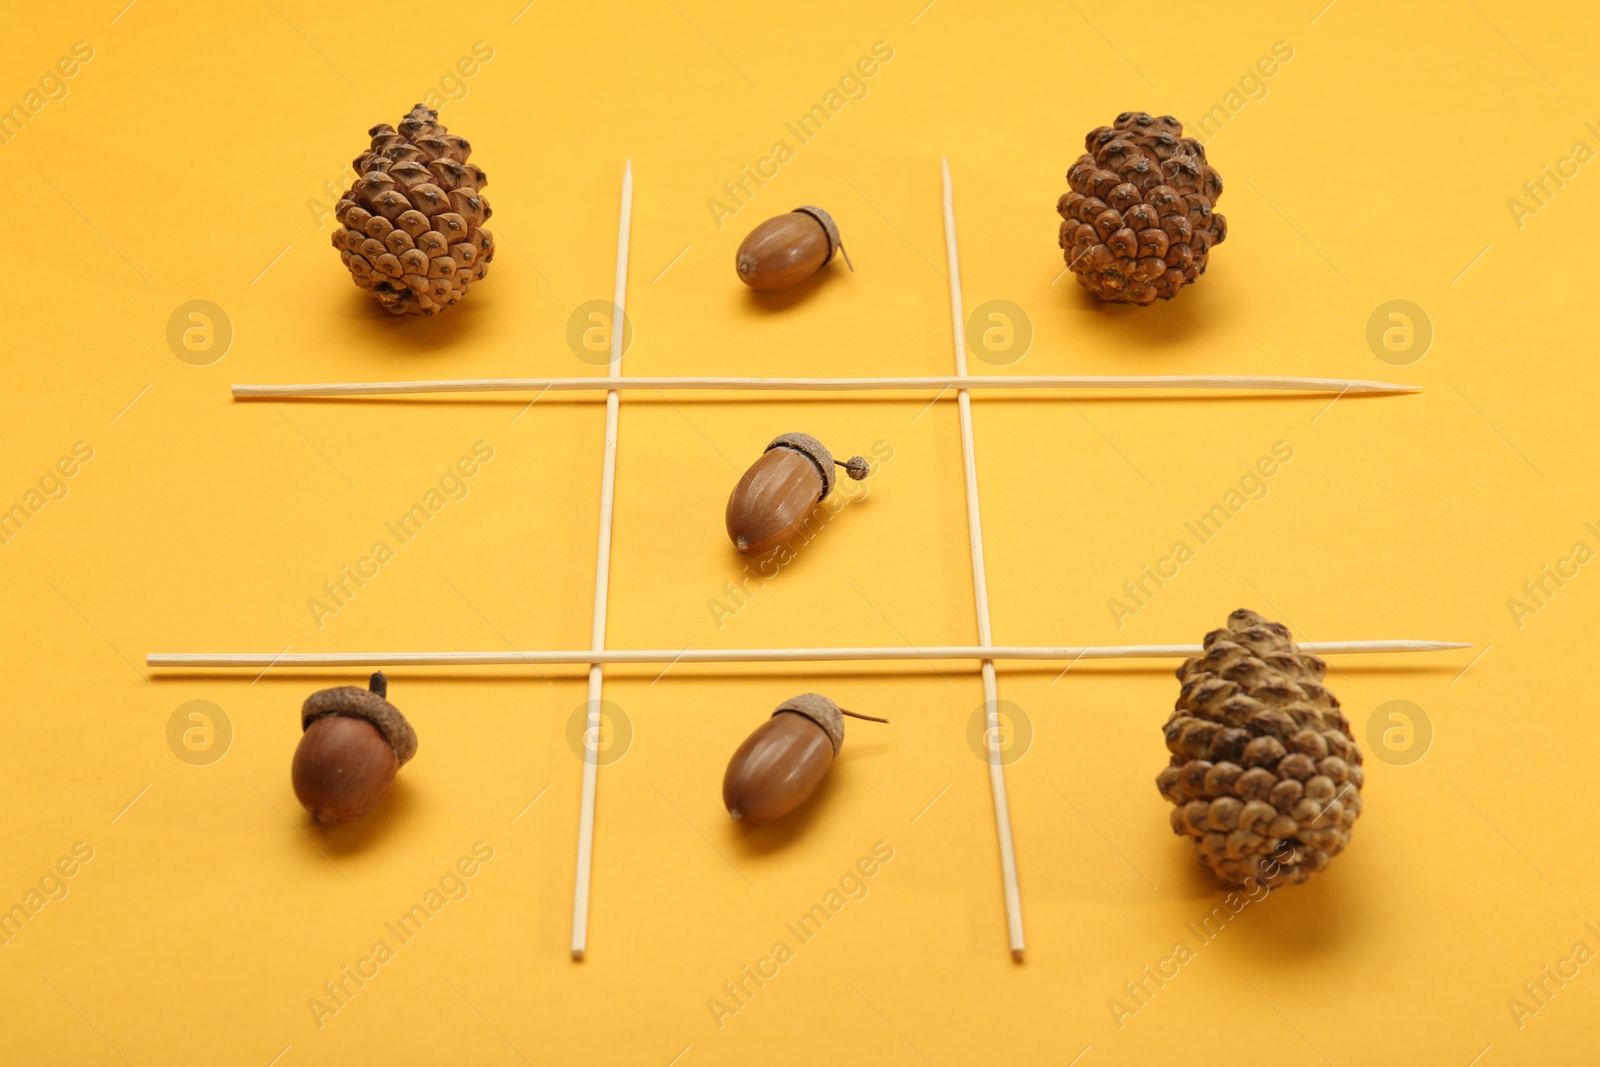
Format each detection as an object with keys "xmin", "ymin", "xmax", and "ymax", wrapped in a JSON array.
[
  {"xmin": 725, "ymin": 432, "xmax": 869, "ymax": 554},
  {"xmin": 292, "ymin": 672, "xmax": 417, "ymax": 824},
  {"xmin": 735, "ymin": 206, "xmax": 854, "ymax": 291},
  {"xmin": 722, "ymin": 694, "xmax": 888, "ymax": 826}
]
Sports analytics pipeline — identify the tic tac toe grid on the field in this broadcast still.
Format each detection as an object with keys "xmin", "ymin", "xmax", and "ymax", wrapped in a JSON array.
[{"xmin": 148, "ymin": 160, "xmax": 1438, "ymax": 962}]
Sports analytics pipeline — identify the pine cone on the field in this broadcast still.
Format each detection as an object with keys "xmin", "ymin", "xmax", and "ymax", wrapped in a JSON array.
[
  {"xmin": 1056, "ymin": 111, "xmax": 1225, "ymax": 304},
  {"xmin": 331, "ymin": 105, "xmax": 494, "ymax": 316},
  {"xmin": 1156, "ymin": 609, "xmax": 1363, "ymax": 887}
]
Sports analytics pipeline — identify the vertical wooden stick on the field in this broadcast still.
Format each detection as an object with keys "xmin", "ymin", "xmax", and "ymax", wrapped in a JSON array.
[
  {"xmin": 942, "ymin": 158, "xmax": 1025, "ymax": 961},
  {"xmin": 571, "ymin": 159, "xmax": 632, "ymax": 961}
]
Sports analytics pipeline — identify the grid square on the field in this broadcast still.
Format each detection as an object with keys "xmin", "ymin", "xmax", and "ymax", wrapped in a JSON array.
[{"xmin": 605, "ymin": 398, "xmax": 978, "ymax": 657}]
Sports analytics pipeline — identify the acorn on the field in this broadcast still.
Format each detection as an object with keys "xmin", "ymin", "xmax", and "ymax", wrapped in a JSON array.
[
  {"xmin": 726, "ymin": 432, "xmax": 869, "ymax": 554},
  {"xmin": 292, "ymin": 672, "xmax": 417, "ymax": 824},
  {"xmin": 723, "ymin": 694, "xmax": 887, "ymax": 826},
  {"xmin": 735, "ymin": 206, "xmax": 854, "ymax": 291}
]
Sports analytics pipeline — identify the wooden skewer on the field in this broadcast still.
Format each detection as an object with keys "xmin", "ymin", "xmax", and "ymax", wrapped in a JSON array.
[
  {"xmin": 943, "ymin": 159, "xmax": 1026, "ymax": 963},
  {"xmin": 231, "ymin": 375, "xmax": 1417, "ymax": 398},
  {"xmin": 571, "ymin": 159, "xmax": 631, "ymax": 963},
  {"xmin": 146, "ymin": 639, "xmax": 1467, "ymax": 671}
]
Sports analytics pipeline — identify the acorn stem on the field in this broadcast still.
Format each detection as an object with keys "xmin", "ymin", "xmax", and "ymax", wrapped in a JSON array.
[
  {"xmin": 839, "ymin": 244, "xmax": 855, "ymax": 272},
  {"xmin": 369, "ymin": 671, "xmax": 387, "ymax": 700},
  {"xmin": 840, "ymin": 708, "xmax": 889, "ymax": 723},
  {"xmin": 836, "ymin": 456, "xmax": 870, "ymax": 480}
]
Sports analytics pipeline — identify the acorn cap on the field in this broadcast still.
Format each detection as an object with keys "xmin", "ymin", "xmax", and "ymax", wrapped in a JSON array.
[
  {"xmin": 773, "ymin": 693, "xmax": 844, "ymax": 756},
  {"xmin": 302, "ymin": 686, "xmax": 418, "ymax": 766},
  {"xmin": 793, "ymin": 206, "xmax": 840, "ymax": 264},
  {"xmin": 767, "ymin": 432, "xmax": 838, "ymax": 499}
]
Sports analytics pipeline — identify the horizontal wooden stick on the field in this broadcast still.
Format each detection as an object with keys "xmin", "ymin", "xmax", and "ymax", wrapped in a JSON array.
[
  {"xmin": 147, "ymin": 640, "xmax": 1468, "ymax": 669},
  {"xmin": 232, "ymin": 375, "xmax": 1419, "ymax": 399}
]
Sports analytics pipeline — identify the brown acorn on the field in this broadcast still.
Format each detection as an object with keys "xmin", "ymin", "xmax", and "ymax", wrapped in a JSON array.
[
  {"xmin": 292, "ymin": 672, "xmax": 417, "ymax": 824},
  {"xmin": 735, "ymin": 206, "xmax": 854, "ymax": 290},
  {"xmin": 723, "ymin": 694, "xmax": 887, "ymax": 826},
  {"xmin": 726, "ymin": 432, "xmax": 869, "ymax": 554}
]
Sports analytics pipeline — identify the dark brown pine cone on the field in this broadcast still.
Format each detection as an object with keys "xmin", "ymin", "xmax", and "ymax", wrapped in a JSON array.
[{"xmin": 1057, "ymin": 111, "xmax": 1226, "ymax": 304}]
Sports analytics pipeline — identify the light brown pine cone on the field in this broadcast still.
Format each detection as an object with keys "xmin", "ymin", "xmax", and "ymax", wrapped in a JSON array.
[
  {"xmin": 331, "ymin": 104, "xmax": 494, "ymax": 316},
  {"xmin": 1155, "ymin": 609, "xmax": 1363, "ymax": 887}
]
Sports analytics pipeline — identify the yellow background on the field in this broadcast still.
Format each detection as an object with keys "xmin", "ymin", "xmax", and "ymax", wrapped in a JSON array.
[{"xmin": 2, "ymin": 0, "xmax": 1596, "ymax": 1063}]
